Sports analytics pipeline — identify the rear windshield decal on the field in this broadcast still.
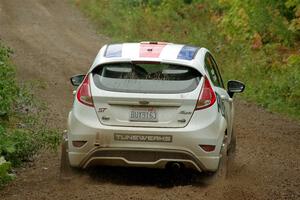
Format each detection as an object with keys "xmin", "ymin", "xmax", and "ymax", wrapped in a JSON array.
[
  {"xmin": 105, "ymin": 44, "xmax": 123, "ymax": 58},
  {"xmin": 139, "ymin": 43, "xmax": 166, "ymax": 58},
  {"xmin": 177, "ymin": 45, "xmax": 199, "ymax": 60}
]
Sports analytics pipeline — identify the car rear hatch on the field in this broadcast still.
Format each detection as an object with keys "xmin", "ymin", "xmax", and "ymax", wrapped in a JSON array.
[{"xmin": 90, "ymin": 62, "xmax": 203, "ymax": 128}]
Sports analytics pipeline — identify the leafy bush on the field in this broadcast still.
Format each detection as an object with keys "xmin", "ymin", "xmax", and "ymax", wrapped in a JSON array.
[
  {"xmin": 0, "ymin": 45, "xmax": 18, "ymax": 115},
  {"xmin": 219, "ymin": 0, "xmax": 295, "ymax": 45},
  {"xmin": 0, "ymin": 125, "xmax": 59, "ymax": 167},
  {"xmin": 0, "ymin": 156, "xmax": 14, "ymax": 188},
  {"xmin": 285, "ymin": 0, "xmax": 300, "ymax": 38},
  {"xmin": 0, "ymin": 42, "xmax": 60, "ymax": 187}
]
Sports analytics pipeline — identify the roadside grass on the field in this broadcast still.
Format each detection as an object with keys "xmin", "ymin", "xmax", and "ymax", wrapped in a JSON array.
[
  {"xmin": 74, "ymin": 0, "xmax": 300, "ymax": 119},
  {"xmin": 0, "ymin": 42, "xmax": 60, "ymax": 188}
]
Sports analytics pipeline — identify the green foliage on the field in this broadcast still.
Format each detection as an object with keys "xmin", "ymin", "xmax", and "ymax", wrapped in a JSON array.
[
  {"xmin": 285, "ymin": 0, "xmax": 300, "ymax": 38},
  {"xmin": 0, "ymin": 125, "xmax": 59, "ymax": 167},
  {"xmin": 219, "ymin": 44, "xmax": 300, "ymax": 118},
  {"xmin": 0, "ymin": 126, "xmax": 15, "ymax": 188},
  {"xmin": 75, "ymin": 0, "xmax": 300, "ymax": 119},
  {"xmin": 0, "ymin": 45, "xmax": 18, "ymax": 115},
  {"xmin": 219, "ymin": 0, "xmax": 294, "ymax": 45},
  {"xmin": 0, "ymin": 156, "xmax": 14, "ymax": 188},
  {"xmin": 0, "ymin": 42, "xmax": 60, "ymax": 188},
  {"xmin": 76, "ymin": 0, "xmax": 221, "ymax": 47}
]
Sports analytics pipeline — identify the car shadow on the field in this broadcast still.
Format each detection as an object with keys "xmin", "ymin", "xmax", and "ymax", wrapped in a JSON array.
[{"xmin": 84, "ymin": 166, "xmax": 212, "ymax": 188}]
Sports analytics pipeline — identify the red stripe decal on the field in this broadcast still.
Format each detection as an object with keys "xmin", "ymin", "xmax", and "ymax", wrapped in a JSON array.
[{"xmin": 139, "ymin": 43, "xmax": 166, "ymax": 58}]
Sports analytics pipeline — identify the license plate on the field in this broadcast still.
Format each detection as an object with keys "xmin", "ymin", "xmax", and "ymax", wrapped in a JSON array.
[{"xmin": 129, "ymin": 107, "xmax": 158, "ymax": 122}]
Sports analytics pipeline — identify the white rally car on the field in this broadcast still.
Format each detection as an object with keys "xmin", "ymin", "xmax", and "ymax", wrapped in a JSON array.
[{"xmin": 63, "ymin": 42, "xmax": 245, "ymax": 175}]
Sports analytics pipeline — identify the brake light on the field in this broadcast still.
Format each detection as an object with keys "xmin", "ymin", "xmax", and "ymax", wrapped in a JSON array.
[
  {"xmin": 76, "ymin": 75, "xmax": 94, "ymax": 107},
  {"xmin": 195, "ymin": 76, "xmax": 216, "ymax": 110},
  {"xmin": 199, "ymin": 145, "xmax": 216, "ymax": 152},
  {"xmin": 72, "ymin": 141, "xmax": 87, "ymax": 148}
]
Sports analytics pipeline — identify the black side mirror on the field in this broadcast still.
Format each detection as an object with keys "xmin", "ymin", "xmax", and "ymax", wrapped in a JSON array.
[
  {"xmin": 70, "ymin": 74, "xmax": 85, "ymax": 86},
  {"xmin": 227, "ymin": 80, "xmax": 245, "ymax": 97}
]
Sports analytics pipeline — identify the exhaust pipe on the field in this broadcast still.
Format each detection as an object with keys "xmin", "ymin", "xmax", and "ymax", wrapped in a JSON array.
[
  {"xmin": 166, "ymin": 162, "xmax": 183, "ymax": 171},
  {"xmin": 171, "ymin": 162, "xmax": 181, "ymax": 170}
]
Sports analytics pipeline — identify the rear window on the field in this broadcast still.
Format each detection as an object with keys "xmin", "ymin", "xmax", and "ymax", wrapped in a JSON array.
[{"xmin": 92, "ymin": 62, "xmax": 202, "ymax": 94}]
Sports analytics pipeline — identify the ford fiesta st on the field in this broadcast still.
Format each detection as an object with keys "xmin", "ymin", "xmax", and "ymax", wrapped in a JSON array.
[{"xmin": 62, "ymin": 42, "xmax": 245, "ymax": 176}]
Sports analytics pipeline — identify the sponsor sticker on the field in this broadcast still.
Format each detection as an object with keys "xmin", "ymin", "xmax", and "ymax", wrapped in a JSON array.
[{"xmin": 114, "ymin": 133, "xmax": 172, "ymax": 143}]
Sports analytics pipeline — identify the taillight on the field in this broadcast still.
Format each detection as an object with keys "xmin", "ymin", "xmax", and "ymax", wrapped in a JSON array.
[
  {"xmin": 199, "ymin": 144, "xmax": 216, "ymax": 152},
  {"xmin": 72, "ymin": 140, "xmax": 87, "ymax": 148},
  {"xmin": 195, "ymin": 76, "xmax": 216, "ymax": 110},
  {"xmin": 76, "ymin": 74, "xmax": 94, "ymax": 107}
]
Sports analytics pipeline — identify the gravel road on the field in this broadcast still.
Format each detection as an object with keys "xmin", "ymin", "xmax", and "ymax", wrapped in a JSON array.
[{"xmin": 0, "ymin": 0, "xmax": 299, "ymax": 199}]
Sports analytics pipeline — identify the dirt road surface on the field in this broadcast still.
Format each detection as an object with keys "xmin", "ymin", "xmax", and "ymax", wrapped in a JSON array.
[{"xmin": 0, "ymin": 0, "xmax": 299, "ymax": 199}]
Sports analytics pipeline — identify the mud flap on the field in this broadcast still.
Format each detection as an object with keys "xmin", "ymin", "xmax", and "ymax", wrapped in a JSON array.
[
  {"xmin": 215, "ymin": 143, "xmax": 228, "ymax": 181},
  {"xmin": 201, "ymin": 139, "xmax": 228, "ymax": 185},
  {"xmin": 228, "ymin": 130, "xmax": 236, "ymax": 156},
  {"xmin": 59, "ymin": 131, "xmax": 77, "ymax": 180}
]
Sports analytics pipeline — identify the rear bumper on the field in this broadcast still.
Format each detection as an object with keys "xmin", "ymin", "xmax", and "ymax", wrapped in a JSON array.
[
  {"xmin": 68, "ymin": 147, "xmax": 220, "ymax": 172},
  {"xmin": 67, "ymin": 105, "xmax": 227, "ymax": 172}
]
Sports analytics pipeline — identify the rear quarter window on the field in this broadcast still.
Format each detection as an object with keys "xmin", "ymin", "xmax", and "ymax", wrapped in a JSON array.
[{"xmin": 92, "ymin": 62, "xmax": 202, "ymax": 94}]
